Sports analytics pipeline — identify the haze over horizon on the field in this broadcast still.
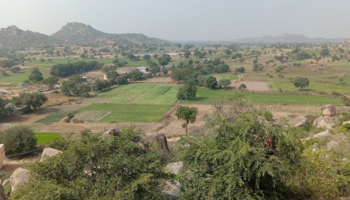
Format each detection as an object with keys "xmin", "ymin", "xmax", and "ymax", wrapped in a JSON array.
[{"xmin": 1, "ymin": 0, "xmax": 349, "ymax": 41}]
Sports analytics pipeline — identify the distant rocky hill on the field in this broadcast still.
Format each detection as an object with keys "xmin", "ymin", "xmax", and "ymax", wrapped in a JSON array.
[
  {"xmin": 0, "ymin": 22, "xmax": 169, "ymax": 50},
  {"xmin": 233, "ymin": 33, "xmax": 348, "ymax": 44}
]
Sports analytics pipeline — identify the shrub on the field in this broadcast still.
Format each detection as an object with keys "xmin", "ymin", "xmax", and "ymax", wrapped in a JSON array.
[
  {"xmin": 0, "ymin": 126, "xmax": 37, "ymax": 155},
  {"xmin": 238, "ymin": 84, "xmax": 246, "ymax": 90},
  {"xmin": 332, "ymin": 91, "xmax": 340, "ymax": 96},
  {"xmin": 67, "ymin": 113, "xmax": 75, "ymax": 119},
  {"xmin": 343, "ymin": 123, "xmax": 350, "ymax": 130},
  {"xmin": 263, "ymin": 110, "xmax": 273, "ymax": 121}
]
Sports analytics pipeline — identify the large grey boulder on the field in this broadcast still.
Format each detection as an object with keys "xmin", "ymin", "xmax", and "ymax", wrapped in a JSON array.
[
  {"xmin": 102, "ymin": 128, "xmax": 120, "ymax": 140},
  {"xmin": 163, "ymin": 162, "xmax": 184, "ymax": 199},
  {"xmin": 313, "ymin": 129, "xmax": 332, "ymax": 139},
  {"xmin": 320, "ymin": 104, "xmax": 337, "ymax": 117},
  {"xmin": 144, "ymin": 132, "xmax": 171, "ymax": 154},
  {"xmin": 327, "ymin": 141, "xmax": 339, "ymax": 151},
  {"xmin": 313, "ymin": 116, "xmax": 335, "ymax": 130},
  {"xmin": 40, "ymin": 148, "xmax": 62, "ymax": 162},
  {"xmin": 0, "ymin": 181, "xmax": 6, "ymax": 200},
  {"xmin": 10, "ymin": 168, "xmax": 30, "ymax": 192},
  {"xmin": 288, "ymin": 116, "xmax": 309, "ymax": 127}
]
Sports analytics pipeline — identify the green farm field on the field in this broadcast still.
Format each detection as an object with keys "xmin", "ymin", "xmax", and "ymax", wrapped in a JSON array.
[
  {"xmin": 36, "ymin": 133, "xmax": 62, "ymax": 145},
  {"xmin": 181, "ymin": 88, "xmax": 341, "ymax": 105},
  {"xmin": 79, "ymin": 104, "xmax": 172, "ymax": 122},
  {"xmin": 84, "ymin": 84, "xmax": 180, "ymax": 105},
  {"xmin": 36, "ymin": 110, "xmax": 79, "ymax": 123}
]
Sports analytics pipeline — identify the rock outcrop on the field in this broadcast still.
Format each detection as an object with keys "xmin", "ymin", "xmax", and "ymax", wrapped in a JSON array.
[
  {"xmin": 10, "ymin": 168, "xmax": 30, "ymax": 192},
  {"xmin": 313, "ymin": 116, "xmax": 335, "ymax": 130},
  {"xmin": 163, "ymin": 162, "xmax": 184, "ymax": 199},
  {"xmin": 320, "ymin": 104, "xmax": 336, "ymax": 117},
  {"xmin": 0, "ymin": 181, "xmax": 6, "ymax": 200},
  {"xmin": 59, "ymin": 116, "xmax": 71, "ymax": 123},
  {"xmin": 40, "ymin": 148, "xmax": 62, "ymax": 162},
  {"xmin": 102, "ymin": 128, "xmax": 120, "ymax": 140},
  {"xmin": 144, "ymin": 132, "xmax": 171, "ymax": 154},
  {"xmin": 327, "ymin": 141, "xmax": 339, "ymax": 151},
  {"xmin": 288, "ymin": 116, "xmax": 309, "ymax": 127}
]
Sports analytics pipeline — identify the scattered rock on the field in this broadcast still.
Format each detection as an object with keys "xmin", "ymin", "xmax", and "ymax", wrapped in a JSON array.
[
  {"xmin": 313, "ymin": 129, "xmax": 332, "ymax": 139},
  {"xmin": 10, "ymin": 168, "xmax": 30, "ymax": 192},
  {"xmin": 40, "ymin": 148, "xmax": 62, "ymax": 162},
  {"xmin": 320, "ymin": 104, "xmax": 337, "ymax": 117},
  {"xmin": 163, "ymin": 162, "xmax": 184, "ymax": 199},
  {"xmin": 70, "ymin": 118, "xmax": 84, "ymax": 124},
  {"xmin": 102, "ymin": 128, "xmax": 120, "ymax": 140},
  {"xmin": 164, "ymin": 162, "xmax": 183, "ymax": 175},
  {"xmin": 327, "ymin": 141, "xmax": 339, "ymax": 151},
  {"xmin": 311, "ymin": 143, "xmax": 320, "ymax": 152},
  {"xmin": 288, "ymin": 116, "xmax": 309, "ymax": 127},
  {"xmin": 59, "ymin": 116, "xmax": 71, "ymax": 123},
  {"xmin": 144, "ymin": 132, "xmax": 171, "ymax": 154},
  {"xmin": 313, "ymin": 116, "xmax": 335, "ymax": 130}
]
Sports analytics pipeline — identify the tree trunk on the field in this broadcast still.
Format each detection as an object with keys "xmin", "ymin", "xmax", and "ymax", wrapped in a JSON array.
[{"xmin": 186, "ymin": 123, "xmax": 188, "ymax": 134}]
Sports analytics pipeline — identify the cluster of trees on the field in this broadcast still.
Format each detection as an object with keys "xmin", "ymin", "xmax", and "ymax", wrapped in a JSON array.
[
  {"xmin": 50, "ymin": 61, "xmax": 100, "ymax": 77},
  {"xmin": 293, "ymin": 77, "xmax": 310, "ymax": 89},
  {"xmin": 0, "ymin": 97, "xmax": 14, "ymax": 119},
  {"xmin": 12, "ymin": 92, "xmax": 48, "ymax": 112},
  {"xmin": 177, "ymin": 81, "xmax": 197, "ymax": 100},
  {"xmin": 0, "ymin": 126, "xmax": 37, "ymax": 155}
]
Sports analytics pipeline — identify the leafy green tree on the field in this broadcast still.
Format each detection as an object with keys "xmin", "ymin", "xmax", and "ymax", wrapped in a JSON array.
[
  {"xmin": 106, "ymin": 71, "xmax": 119, "ymax": 84},
  {"xmin": 208, "ymin": 50, "xmax": 213, "ymax": 55},
  {"xmin": 224, "ymin": 49, "xmax": 232, "ymax": 54},
  {"xmin": 28, "ymin": 67, "xmax": 43, "ymax": 83},
  {"xmin": 12, "ymin": 92, "xmax": 48, "ymax": 111},
  {"xmin": 127, "ymin": 70, "xmax": 144, "ymax": 81},
  {"xmin": 218, "ymin": 79, "xmax": 231, "ymax": 88},
  {"xmin": 320, "ymin": 48, "xmax": 329, "ymax": 57},
  {"xmin": 158, "ymin": 54, "xmax": 171, "ymax": 66},
  {"xmin": 177, "ymin": 94, "xmax": 304, "ymax": 199},
  {"xmin": 184, "ymin": 51, "xmax": 191, "ymax": 58},
  {"xmin": 127, "ymin": 53, "xmax": 138, "ymax": 61},
  {"xmin": 143, "ymin": 54, "xmax": 151, "ymax": 60},
  {"xmin": 238, "ymin": 83, "xmax": 247, "ymax": 90},
  {"xmin": 91, "ymin": 79, "xmax": 110, "ymax": 92},
  {"xmin": 293, "ymin": 77, "xmax": 310, "ymax": 90},
  {"xmin": 61, "ymin": 75, "xmax": 91, "ymax": 97},
  {"xmin": 149, "ymin": 62, "xmax": 160, "ymax": 74},
  {"xmin": 112, "ymin": 58, "xmax": 128, "ymax": 67},
  {"xmin": 234, "ymin": 67, "xmax": 245, "ymax": 73},
  {"xmin": 42, "ymin": 76, "xmax": 59, "ymax": 89},
  {"xmin": 205, "ymin": 76, "xmax": 217, "ymax": 89},
  {"xmin": 0, "ymin": 126, "xmax": 37, "ymax": 155},
  {"xmin": 296, "ymin": 51, "xmax": 312, "ymax": 60},
  {"xmin": 275, "ymin": 65, "xmax": 286, "ymax": 73},
  {"xmin": 12, "ymin": 128, "xmax": 173, "ymax": 200},
  {"xmin": 0, "ymin": 97, "xmax": 14, "ymax": 119},
  {"xmin": 10, "ymin": 66, "xmax": 21, "ymax": 73},
  {"xmin": 177, "ymin": 81, "xmax": 197, "ymax": 100},
  {"xmin": 175, "ymin": 106, "xmax": 198, "ymax": 134}
]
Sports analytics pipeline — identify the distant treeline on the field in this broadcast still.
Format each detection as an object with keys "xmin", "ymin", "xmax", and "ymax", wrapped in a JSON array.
[{"xmin": 50, "ymin": 61, "xmax": 101, "ymax": 77}]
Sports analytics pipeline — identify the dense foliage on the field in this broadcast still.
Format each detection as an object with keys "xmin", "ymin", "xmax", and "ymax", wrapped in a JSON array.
[
  {"xmin": 12, "ymin": 92, "xmax": 48, "ymax": 111},
  {"xmin": 50, "ymin": 61, "xmax": 100, "ymax": 77},
  {"xmin": 61, "ymin": 75, "xmax": 91, "ymax": 97},
  {"xmin": 12, "ymin": 128, "xmax": 173, "ymax": 200},
  {"xmin": 0, "ymin": 126, "xmax": 37, "ymax": 155},
  {"xmin": 177, "ymin": 81, "xmax": 197, "ymax": 100}
]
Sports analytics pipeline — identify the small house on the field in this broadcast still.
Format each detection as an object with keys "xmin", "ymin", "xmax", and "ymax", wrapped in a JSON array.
[{"xmin": 137, "ymin": 67, "xmax": 149, "ymax": 73}]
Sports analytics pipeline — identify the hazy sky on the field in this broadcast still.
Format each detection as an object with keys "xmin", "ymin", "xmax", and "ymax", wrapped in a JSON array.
[{"xmin": 0, "ymin": 0, "xmax": 349, "ymax": 41}]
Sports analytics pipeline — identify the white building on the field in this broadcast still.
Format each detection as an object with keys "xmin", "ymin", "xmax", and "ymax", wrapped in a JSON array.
[{"xmin": 137, "ymin": 66, "xmax": 149, "ymax": 73}]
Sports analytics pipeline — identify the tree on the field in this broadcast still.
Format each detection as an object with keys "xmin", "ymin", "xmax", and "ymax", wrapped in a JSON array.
[
  {"xmin": 208, "ymin": 50, "xmax": 213, "ymax": 55},
  {"xmin": 149, "ymin": 62, "xmax": 160, "ymax": 74},
  {"xmin": 234, "ymin": 67, "xmax": 245, "ymax": 73},
  {"xmin": 184, "ymin": 51, "xmax": 191, "ymax": 58},
  {"xmin": 0, "ymin": 60, "xmax": 15, "ymax": 68},
  {"xmin": 106, "ymin": 71, "xmax": 119, "ymax": 84},
  {"xmin": 224, "ymin": 49, "xmax": 232, "ymax": 54},
  {"xmin": 0, "ymin": 126, "xmax": 37, "ymax": 155},
  {"xmin": 61, "ymin": 75, "xmax": 91, "ymax": 97},
  {"xmin": 158, "ymin": 54, "xmax": 171, "ymax": 66},
  {"xmin": 320, "ymin": 48, "xmax": 330, "ymax": 57},
  {"xmin": 205, "ymin": 76, "xmax": 217, "ymax": 89},
  {"xmin": 12, "ymin": 92, "xmax": 48, "ymax": 111},
  {"xmin": 275, "ymin": 65, "xmax": 286, "ymax": 73},
  {"xmin": 112, "ymin": 58, "xmax": 128, "ymax": 67},
  {"xmin": 42, "ymin": 76, "xmax": 59, "ymax": 89},
  {"xmin": 0, "ymin": 97, "xmax": 14, "ymax": 119},
  {"xmin": 143, "ymin": 54, "xmax": 151, "ymax": 60},
  {"xmin": 10, "ymin": 66, "xmax": 21, "ymax": 73},
  {"xmin": 238, "ymin": 83, "xmax": 247, "ymax": 90},
  {"xmin": 218, "ymin": 79, "xmax": 231, "ymax": 88},
  {"xmin": 175, "ymin": 106, "xmax": 198, "ymax": 134},
  {"xmin": 127, "ymin": 53, "xmax": 138, "ymax": 61},
  {"xmin": 12, "ymin": 127, "xmax": 173, "ymax": 200},
  {"xmin": 177, "ymin": 94, "xmax": 303, "ymax": 199},
  {"xmin": 177, "ymin": 81, "xmax": 197, "ymax": 100},
  {"xmin": 127, "ymin": 70, "xmax": 144, "ymax": 81},
  {"xmin": 28, "ymin": 67, "xmax": 43, "ymax": 82},
  {"xmin": 293, "ymin": 77, "xmax": 310, "ymax": 89}
]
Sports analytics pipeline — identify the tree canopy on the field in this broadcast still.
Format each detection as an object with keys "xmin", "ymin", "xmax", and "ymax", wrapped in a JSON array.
[{"xmin": 293, "ymin": 77, "xmax": 310, "ymax": 89}]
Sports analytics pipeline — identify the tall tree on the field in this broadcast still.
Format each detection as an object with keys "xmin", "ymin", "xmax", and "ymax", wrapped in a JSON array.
[
  {"xmin": 175, "ymin": 106, "xmax": 198, "ymax": 134},
  {"xmin": 28, "ymin": 67, "xmax": 43, "ymax": 83}
]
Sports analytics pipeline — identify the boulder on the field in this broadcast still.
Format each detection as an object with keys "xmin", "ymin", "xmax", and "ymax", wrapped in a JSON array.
[
  {"xmin": 144, "ymin": 132, "xmax": 171, "ymax": 154},
  {"xmin": 10, "ymin": 168, "xmax": 30, "ymax": 192},
  {"xmin": 40, "ymin": 148, "xmax": 62, "ymax": 162},
  {"xmin": 70, "ymin": 118, "xmax": 84, "ymax": 124},
  {"xmin": 59, "ymin": 116, "xmax": 71, "ymax": 123},
  {"xmin": 311, "ymin": 143, "xmax": 320, "ymax": 152},
  {"xmin": 288, "ymin": 116, "xmax": 309, "ymax": 127},
  {"xmin": 102, "ymin": 128, "xmax": 120, "ymax": 140},
  {"xmin": 327, "ymin": 141, "xmax": 339, "ymax": 151},
  {"xmin": 163, "ymin": 162, "xmax": 184, "ymax": 199},
  {"xmin": 313, "ymin": 116, "xmax": 335, "ymax": 130},
  {"xmin": 164, "ymin": 162, "xmax": 183, "ymax": 175},
  {"xmin": 320, "ymin": 104, "xmax": 337, "ymax": 117},
  {"xmin": 313, "ymin": 129, "xmax": 332, "ymax": 139}
]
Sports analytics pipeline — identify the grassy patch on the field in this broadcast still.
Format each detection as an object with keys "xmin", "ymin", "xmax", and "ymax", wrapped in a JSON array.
[
  {"xmin": 36, "ymin": 110, "xmax": 79, "ymax": 123},
  {"xmin": 36, "ymin": 133, "xmax": 61, "ymax": 145},
  {"xmin": 214, "ymin": 73, "xmax": 238, "ymax": 80},
  {"xmin": 181, "ymin": 88, "xmax": 341, "ymax": 105},
  {"xmin": 73, "ymin": 111, "xmax": 110, "ymax": 122},
  {"xmin": 25, "ymin": 58, "xmax": 114, "ymax": 66},
  {"xmin": 84, "ymin": 84, "xmax": 180, "ymax": 105},
  {"xmin": 327, "ymin": 61, "xmax": 350, "ymax": 66},
  {"xmin": 79, "ymin": 104, "xmax": 172, "ymax": 122}
]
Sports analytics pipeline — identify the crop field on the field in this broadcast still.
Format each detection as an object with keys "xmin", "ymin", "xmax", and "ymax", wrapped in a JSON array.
[
  {"xmin": 84, "ymin": 84, "xmax": 180, "ymax": 105},
  {"xmin": 181, "ymin": 88, "xmax": 341, "ymax": 105},
  {"xmin": 25, "ymin": 58, "xmax": 115, "ymax": 66},
  {"xmin": 214, "ymin": 73, "xmax": 238, "ymax": 80},
  {"xmin": 73, "ymin": 111, "xmax": 110, "ymax": 122},
  {"xmin": 36, "ymin": 110, "xmax": 79, "ymax": 123},
  {"xmin": 0, "ymin": 65, "xmax": 51, "ymax": 85},
  {"xmin": 36, "ymin": 133, "xmax": 62, "ymax": 145},
  {"xmin": 79, "ymin": 104, "xmax": 172, "ymax": 122}
]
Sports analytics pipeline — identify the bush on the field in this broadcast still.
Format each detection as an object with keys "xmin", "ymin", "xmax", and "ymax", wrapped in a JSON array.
[
  {"xmin": 0, "ymin": 126, "xmax": 37, "ymax": 155},
  {"xmin": 67, "ymin": 113, "xmax": 75, "ymax": 119},
  {"xmin": 263, "ymin": 110, "xmax": 273, "ymax": 121},
  {"xmin": 238, "ymin": 84, "xmax": 246, "ymax": 90}
]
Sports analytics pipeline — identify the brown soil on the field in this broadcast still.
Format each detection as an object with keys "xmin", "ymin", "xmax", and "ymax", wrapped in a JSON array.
[{"xmin": 230, "ymin": 81, "xmax": 271, "ymax": 91}]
